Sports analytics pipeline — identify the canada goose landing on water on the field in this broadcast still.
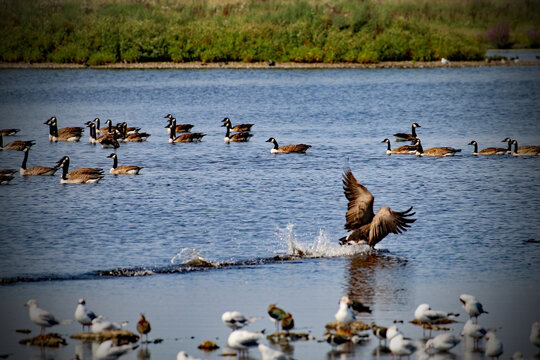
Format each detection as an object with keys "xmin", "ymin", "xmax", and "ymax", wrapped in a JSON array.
[
  {"xmin": 164, "ymin": 114, "xmax": 194, "ymax": 134},
  {"xmin": 381, "ymin": 138, "xmax": 416, "ymax": 155},
  {"xmin": 265, "ymin": 137, "xmax": 311, "ymax": 154},
  {"xmin": 20, "ymin": 147, "xmax": 60, "ymax": 176},
  {"xmin": 0, "ymin": 133, "xmax": 35, "ymax": 151},
  {"xmin": 107, "ymin": 153, "xmax": 143, "ymax": 175},
  {"xmin": 166, "ymin": 119, "xmax": 205, "ymax": 143},
  {"xmin": 468, "ymin": 141, "xmax": 506, "ymax": 155},
  {"xmin": 340, "ymin": 168, "xmax": 416, "ymax": 247},
  {"xmin": 44, "ymin": 116, "xmax": 83, "ymax": 142},
  {"xmin": 510, "ymin": 139, "xmax": 540, "ymax": 156},
  {"xmin": 414, "ymin": 139, "xmax": 461, "ymax": 157},
  {"xmin": 0, "ymin": 128, "xmax": 21, "ymax": 136},
  {"xmin": 222, "ymin": 117, "xmax": 254, "ymax": 132},
  {"xmin": 393, "ymin": 123, "xmax": 421, "ymax": 142},
  {"xmin": 222, "ymin": 121, "xmax": 253, "ymax": 143}
]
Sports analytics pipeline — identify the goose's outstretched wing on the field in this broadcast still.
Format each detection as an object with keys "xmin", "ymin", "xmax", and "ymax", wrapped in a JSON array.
[
  {"xmin": 342, "ymin": 168, "xmax": 375, "ymax": 230},
  {"xmin": 368, "ymin": 206, "xmax": 416, "ymax": 246}
]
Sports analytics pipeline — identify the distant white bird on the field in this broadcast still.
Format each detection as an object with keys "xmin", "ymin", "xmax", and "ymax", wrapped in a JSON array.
[
  {"xmin": 221, "ymin": 311, "xmax": 259, "ymax": 331},
  {"xmin": 75, "ymin": 298, "xmax": 97, "ymax": 332},
  {"xmin": 530, "ymin": 322, "xmax": 540, "ymax": 348},
  {"xmin": 414, "ymin": 303, "xmax": 458, "ymax": 323},
  {"xmin": 459, "ymin": 294, "xmax": 488, "ymax": 323},
  {"xmin": 441, "ymin": 58, "xmax": 451, "ymax": 65},
  {"xmin": 258, "ymin": 344, "xmax": 288, "ymax": 360},
  {"xmin": 176, "ymin": 351, "xmax": 203, "ymax": 360},
  {"xmin": 94, "ymin": 339, "xmax": 138, "ymax": 360},
  {"xmin": 425, "ymin": 333, "xmax": 461, "ymax": 353},
  {"xmin": 335, "ymin": 296, "xmax": 356, "ymax": 326},
  {"xmin": 485, "ymin": 330, "xmax": 503, "ymax": 359},
  {"xmin": 24, "ymin": 299, "xmax": 71, "ymax": 334},
  {"xmin": 387, "ymin": 327, "xmax": 417, "ymax": 357},
  {"xmin": 227, "ymin": 329, "xmax": 263, "ymax": 353},
  {"xmin": 461, "ymin": 319, "xmax": 487, "ymax": 349},
  {"xmin": 91, "ymin": 315, "xmax": 128, "ymax": 333}
]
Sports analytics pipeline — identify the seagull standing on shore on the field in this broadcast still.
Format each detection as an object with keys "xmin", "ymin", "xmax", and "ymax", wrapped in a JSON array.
[
  {"xmin": 414, "ymin": 303, "xmax": 459, "ymax": 324},
  {"xmin": 485, "ymin": 331, "xmax": 503, "ymax": 359},
  {"xmin": 221, "ymin": 311, "xmax": 259, "ymax": 331},
  {"xmin": 227, "ymin": 329, "xmax": 264, "ymax": 355},
  {"xmin": 386, "ymin": 325, "xmax": 417, "ymax": 357},
  {"xmin": 461, "ymin": 319, "xmax": 487, "ymax": 349},
  {"xmin": 425, "ymin": 333, "xmax": 461, "ymax": 353},
  {"xmin": 25, "ymin": 299, "xmax": 71, "ymax": 334},
  {"xmin": 459, "ymin": 294, "xmax": 488, "ymax": 323},
  {"xmin": 75, "ymin": 298, "xmax": 97, "ymax": 332}
]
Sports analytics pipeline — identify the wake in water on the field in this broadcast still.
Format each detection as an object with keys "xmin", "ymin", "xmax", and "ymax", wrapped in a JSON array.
[{"xmin": 1, "ymin": 224, "xmax": 373, "ymax": 284}]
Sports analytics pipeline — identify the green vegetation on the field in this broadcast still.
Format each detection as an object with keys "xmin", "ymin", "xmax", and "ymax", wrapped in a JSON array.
[{"xmin": 0, "ymin": 0, "xmax": 538, "ymax": 65}]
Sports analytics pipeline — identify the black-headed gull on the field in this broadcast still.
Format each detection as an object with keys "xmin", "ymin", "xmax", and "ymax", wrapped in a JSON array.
[
  {"xmin": 425, "ymin": 333, "xmax": 461, "ymax": 353},
  {"xmin": 25, "ymin": 299, "xmax": 71, "ymax": 334},
  {"xmin": 258, "ymin": 343, "xmax": 289, "ymax": 360},
  {"xmin": 485, "ymin": 330, "xmax": 503, "ymax": 359},
  {"xmin": 74, "ymin": 298, "xmax": 97, "ymax": 332},
  {"xmin": 530, "ymin": 322, "xmax": 540, "ymax": 348},
  {"xmin": 459, "ymin": 294, "xmax": 488, "ymax": 323},
  {"xmin": 221, "ymin": 311, "xmax": 259, "ymax": 331}
]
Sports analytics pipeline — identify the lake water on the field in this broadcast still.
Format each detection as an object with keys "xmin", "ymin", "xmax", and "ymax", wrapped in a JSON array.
[{"xmin": 0, "ymin": 66, "xmax": 539, "ymax": 359}]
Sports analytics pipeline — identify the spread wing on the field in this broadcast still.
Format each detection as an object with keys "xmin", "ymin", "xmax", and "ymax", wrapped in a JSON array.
[
  {"xmin": 368, "ymin": 206, "xmax": 416, "ymax": 246},
  {"xmin": 342, "ymin": 168, "xmax": 375, "ymax": 230}
]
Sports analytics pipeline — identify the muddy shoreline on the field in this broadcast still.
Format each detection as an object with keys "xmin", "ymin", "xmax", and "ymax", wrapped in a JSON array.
[{"xmin": 0, "ymin": 60, "xmax": 537, "ymax": 70}]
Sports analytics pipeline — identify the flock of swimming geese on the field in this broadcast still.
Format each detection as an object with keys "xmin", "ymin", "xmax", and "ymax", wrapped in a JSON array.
[{"xmin": 0, "ymin": 118, "xmax": 538, "ymax": 185}]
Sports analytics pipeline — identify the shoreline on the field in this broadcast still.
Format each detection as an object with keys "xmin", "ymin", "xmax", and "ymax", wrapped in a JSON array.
[{"xmin": 0, "ymin": 60, "xmax": 537, "ymax": 70}]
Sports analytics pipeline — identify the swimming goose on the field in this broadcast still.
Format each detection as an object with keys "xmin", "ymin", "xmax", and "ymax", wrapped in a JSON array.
[
  {"xmin": 468, "ymin": 140, "xmax": 506, "ymax": 155},
  {"xmin": 339, "ymin": 168, "xmax": 415, "ymax": 247},
  {"xmin": 0, "ymin": 169, "xmax": 16, "ymax": 175},
  {"xmin": 58, "ymin": 156, "xmax": 103, "ymax": 184},
  {"xmin": 222, "ymin": 121, "xmax": 253, "ymax": 143},
  {"xmin": 115, "ymin": 122, "xmax": 140, "ymax": 135},
  {"xmin": 166, "ymin": 119, "xmax": 205, "ymax": 143},
  {"xmin": 119, "ymin": 122, "xmax": 150, "ymax": 142},
  {"xmin": 265, "ymin": 137, "xmax": 311, "ymax": 153},
  {"xmin": 381, "ymin": 138, "xmax": 416, "ymax": 154},
  {"xmin": 0, "ymin": 174, "xmax": 14, "ymax": 184},
  {"xmin": 56, "ymin": 155, "xmax": 103, "ymax": 179},
  {"xmin": 20, "ymin": 147, "xmax": 60, "ymax": 176},
  {"xmin": 0, "ymin": 133, "xmax": 35, "ymax": 151},
  {"xmin": 44, "ymin": 116, "xmax": 83, "ymax": 142},
  {"xmin": 393, "ymin": 123, "xmax": 421, "ymax": 142},
  {"xmin": 94, "ymin": 118, "xmax": 117, "ymax": 134},
  {"xmin": 510, "ymin": 139, "xmax": 540, "ymax": 156},
  {"xmin": 165, "ymin": 114, "xmax": 194, "ymax": 134},
  {"xmin": 222, "ymin": 117, "xmax": 254, "ymax": 132},
  {"xmin": 414, "ymin": 139, "xmax": 461, "ymax": 157},
  {"xmin": 0, "ymin": 128, "xmax": 21, "ymax": 136},
  {"xmin": 107, "ymin": 153, "xmax": 143, "ymax": 175},
  {"xmin": 86, "ymin": 122, "xmax": 120, "ymax": 148}
]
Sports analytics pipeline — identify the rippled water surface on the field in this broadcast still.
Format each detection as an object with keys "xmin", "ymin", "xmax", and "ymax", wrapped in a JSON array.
[{"xmin": 0, "ymin": 67, "xmax": 539, "ymax": 359}]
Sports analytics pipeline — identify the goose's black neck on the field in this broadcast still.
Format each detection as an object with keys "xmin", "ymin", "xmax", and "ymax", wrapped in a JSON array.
[
  {"xmin": 513, "ymin": 141, "xmax": 518, "ymax": 152},
  {"xmin": 95, "ymin": 118, "xmax": 101, "ymax": 129},
  {"xmin": 21, "ymin": 149, "xmax": 29, "ymax": 169},
  {"xmin": 61, "ymin": 160, "xmax": 69, "ymax": 180},
  {"xmin": 224, "ymin": 124, "xmax": 231, "ymax": 138},
  {"xmin": 0, "ymin": 134, "xmax": 3, "ymax": 148},
  {"xmin": 472, "ymin": 142, "xmax": 478, "ymax": 153},
  {"xmin": 272, "ymin": 140, "xmax": 279, "ymax": 150},
  {"xmin": 112, "ymin": 156, "xmax": 118, "ymax": 169},
  {"xmin": 386, "ymin": 141, "xmax": 392, "ymax": 151},
  {"xmin": 411, "ymin": 125, "xmax": 417, "ymax": 137},
  {"xmin": 507, "ymin": 141, "xmax": 512, "ymax": 152},
  {"xmin": 416, "ymin": 142, "xmax": 424, "ymax": 153}
]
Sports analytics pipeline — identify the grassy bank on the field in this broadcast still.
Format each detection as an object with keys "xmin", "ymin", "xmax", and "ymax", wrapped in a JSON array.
[{"xmin": 1, "ymin": 0, "xmax": 539, "ymax": 65}]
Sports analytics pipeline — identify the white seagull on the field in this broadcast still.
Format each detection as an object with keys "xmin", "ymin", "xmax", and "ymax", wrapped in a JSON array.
[
  {"xmin": 227, "ymin": 329, "xmax": 263, "ymax": 353},
  {"xmin": 24, "ymin": 299, "xmax": 71, "ymax": 334},
  {"xmin": 258, "ymin": 344, "xmax": 289, "ymax": 360},
  {"xmin": 459, "ymin": 294, "xmax": 488, "ymax": 323},
  {"xmin": 386, "ymin": 325, "xmax": 417, "ymax": 358},
  {"xmin": 335, "ymin": 295, "xmax": 356, "ymax": 326},
  {"xmin": 461, "ymin": 319, "xmax": 487, "ymax": 349},
  {"xmin": 530, "ymin": 322, "xmax": 540, "ymax": 348},
  {"xmin": 414, "ymin": 304, "xmax": 458, "ymax": 323},
  {"xmin": 91, "ymin": 315, "xmax": 128, "ymax": 333},
  {"xmin": 94, "ymin": 339, "xmax": 138, "ymax": 360},
  {"xmin": 74, "ymin": 298, "xmax": 98, "ymax": 332},
  {"xmin": 485, "ymin": 330, "xmax": 503, "ymax": 359},
  {"xmin": 221, "ymin": 311, "xmax": 259, "ymax": 331},
  {"xmin": 176, "ymin": 351, "xmax": 203, "ymax": 360},
  {"xmin": 425, "ymin": 333, "xmax": 461, "ymax": 353}
]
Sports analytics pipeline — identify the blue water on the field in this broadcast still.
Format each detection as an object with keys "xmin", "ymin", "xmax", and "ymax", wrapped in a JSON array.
[{"xmin": 0, "ymin": 67, "xmax": 539, "ymax": 359}]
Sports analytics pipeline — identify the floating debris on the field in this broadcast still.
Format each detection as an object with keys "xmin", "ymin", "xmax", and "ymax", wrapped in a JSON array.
[
  {"xmin": 19, "ymin": 333, "xmax": 67, "ymax": 347},
  {"xmin": 410, "ymin": 319, "xmax": 453, "ymax": 331},
  {"xmin": 198, "ymin": 340, "xmax": 219, "ymax": 350},
  {"xmin": 71, "ymin": 330, "xmax": 139, "ymax": 343},
  {"xmin": 15, "ymin": 329, "xmax": 31, "ymax": 334},
  {"xmin": 152, "ymin": 338, "xmax": 163, "ymax": 344},
  {"xmin": 267, "ymin": 332, "xmax": 310, "ymax": 343},
  {"xmin": 325, "ymin": 320, "xmax": 371, "ymax": 333}
]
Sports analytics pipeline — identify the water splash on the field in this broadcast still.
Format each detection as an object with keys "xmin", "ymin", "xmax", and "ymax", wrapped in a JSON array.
[
  {"xmin": 170, "ymin": 248, "xmax": 215, "ymax": 267},
  {"xmin": 276, "ymin": 223, "xmax": 372, "ymax": 259}
]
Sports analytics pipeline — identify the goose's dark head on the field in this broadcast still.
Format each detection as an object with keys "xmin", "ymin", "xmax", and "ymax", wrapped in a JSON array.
[
  {"xmin": 107, "ymin": 153, "xmax": 117, "ymax": 159},
  {"xmin": 93, "ymin": 117, "xmax": 100, "ymax": 122},
  {"xmin": 44, "ymin": 116, "xmax": 55, "ymax": 125},
  {"xmin": 164, "ymin": 114, "xmax": 173, "ymax": 119},
  {"xmin": 266, "ymin": 137, "xmax": 276, "ymax": 143},
  {"xmin": 221, "ymin": 117, "xmax": 230, "ymax": 123},
  {"xmin": 56, "ymin": 156, "xmax": 69, "ymax": 166},
  {"xmin": 412, "ymin": 123, "xmax": 421, "ymax": 128},
  {"xmin": 164, "ymin": 118, "xmax": 172, "ymax": 128},
  {"xmin": 502, "ymin": 137, "xmax": 512, "ymax": 143},
  {"xmin": 381, "ymin": 138, "xmax": 390, "ymax": 143},
  {"xmin": 468, "ymin": 141, "xmax": 477, "ymax": 146}
]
